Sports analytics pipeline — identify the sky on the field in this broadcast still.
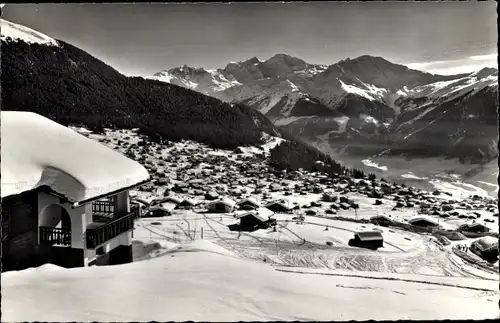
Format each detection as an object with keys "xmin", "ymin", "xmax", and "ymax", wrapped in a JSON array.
[{"xmin": 1, "ymin": 2, "xmax": 498, "ymax": 77}]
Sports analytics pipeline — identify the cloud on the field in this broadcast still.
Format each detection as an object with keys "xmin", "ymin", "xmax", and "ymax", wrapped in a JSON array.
[
  {"xmin": 468, "ymin": 53, "xmax": 497, "ymax": 61},
  {"xmin": 405, "ymin": 53, "xmax": 497, "ymax": 75}
]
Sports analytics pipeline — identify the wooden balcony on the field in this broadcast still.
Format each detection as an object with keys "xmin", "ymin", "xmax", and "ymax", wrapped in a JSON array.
[
  {"xmin": 92, "ymin": 200, "xmax": 114, "ymax": 215},
  {"xmin": 86, "ymin": 204, "xmax": 140, "ymax": 249},
  {"xmin": 39, "ymin": 227, "xmax": 72, "ymax": 246}
]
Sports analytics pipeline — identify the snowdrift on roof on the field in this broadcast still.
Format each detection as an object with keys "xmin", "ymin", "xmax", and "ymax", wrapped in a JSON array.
[{"xmin": 1, "ymin": 111, "xmax": 150, "ymax": 201}]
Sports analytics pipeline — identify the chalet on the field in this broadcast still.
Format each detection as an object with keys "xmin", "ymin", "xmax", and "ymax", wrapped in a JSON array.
[
  {"xmin": 458, "ymin": 223, "xmax": 490, "ymax": 234},
  {"xmin": 178, "ymin": 198, "xmax": 197, "ymax": 209},
  {"xmin": 207, "ymin": 197, "xmax": 237, "ymax": 213},
  {"xmin": 408, "ymin": 216, "xmax": 439, "ymax": 229},
  {"xmin": 163, "ymin": 194, "xmax": 184, "ymax": 205},
  {"xmin": 205, "ymin": 191, "xmax": 219, "ymax": 201},
  {"xmin": 143, "ymin": 202, "xmax": 177, "ymax": 217},
  {"xmin": 229, "ymin": 208, "xmax": 276, "ymax": 232},
  {"xmin": 340, "ymin": 202, "xmax": 351, "ymax": 210},
  {"xmin": 348, "ymin": 231, "xmax": 384, "ymax": 250},
  {"xmin": 1, "ymin": 112, "xmax": 150, "ymax": 271},
  {"xmin": 237, "ymin": 197, "xmax": 261, "ymax": 210},
  {"xmin": 265, "ymin": 199, "xmax": 293, "ymax": 213},
  {"xmin": 322, "ymin": 191, "xmax": 337, "ymax": 202},
  {"xmin": 370, "ymin": 215, "xmax": 393, "ymax": 227},
  {"xmin": 469, "ymin": 236, "xmax": 499, "ymax": 262}
]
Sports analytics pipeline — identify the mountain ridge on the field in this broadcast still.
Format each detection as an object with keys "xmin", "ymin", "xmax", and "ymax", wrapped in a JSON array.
[{"xmin": 150, "ymin": 53, "xmax": 498, "ymax": 164}]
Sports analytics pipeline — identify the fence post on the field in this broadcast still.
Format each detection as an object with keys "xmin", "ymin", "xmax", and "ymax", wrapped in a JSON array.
[{"xmin": 201, "ymin": 227, "xmax": 204, "ymax": 240}]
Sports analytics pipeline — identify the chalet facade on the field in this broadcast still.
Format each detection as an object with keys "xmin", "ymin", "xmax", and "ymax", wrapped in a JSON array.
[
  {"xmin": 229, "ymin": 208, "xmax": 275, "ymax": 232},
  {"xmin": 207, "ymin": 197, "xmax": 236, "ymax": 213},
  {"xmin": 237, "ymin": 197, "xmax": 261, "ymax": 210},
  {"xmin": 265, "ymin": 199, "xmax": 292, "ymax": 214},
  {"xmin": 469, "ymin": 237, "xmax": 498, "ymax": 262},
  {"xmin": 348, "ymin": 231, "xmax": 384, "ymax": 250},
  {"xmin": 143, "ymin": 202, "xmax": 177, "ymax": 217},
  {"xmin": 1, "ymin": 112, "xmax": 150, "ymax": 272}
]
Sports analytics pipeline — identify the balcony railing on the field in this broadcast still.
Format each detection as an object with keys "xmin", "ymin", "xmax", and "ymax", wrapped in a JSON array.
[
  {"xmin": 92, "ymin": 200, "xmax": 114, "ymax": 214},
  {"xmin": 86, "ymin": 210, "xmax": 136, "ymax": 249},
  {"xmin": 39, "ymin": 227, "xmax": 72, "ymax": 246}
]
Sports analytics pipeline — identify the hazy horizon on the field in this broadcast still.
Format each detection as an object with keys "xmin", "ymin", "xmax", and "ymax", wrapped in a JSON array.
[{"xmin": 2, "ymin": 2, "xmax": 497, "ymax": 76}]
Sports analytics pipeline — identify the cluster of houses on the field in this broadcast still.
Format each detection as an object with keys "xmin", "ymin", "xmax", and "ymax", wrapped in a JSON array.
[{"xmin": 3, "ymin": 113, "xmax": 497, "ymax": 271}]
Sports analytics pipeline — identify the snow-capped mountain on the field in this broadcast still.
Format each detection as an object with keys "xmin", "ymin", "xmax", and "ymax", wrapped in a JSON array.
[
  {"xmin": 152, "ymin": 54, "xmax": 498, "ymax": 164},
  {"xmin": 150, "ymin": 65, "xmax": 241, "ymax": 96}
]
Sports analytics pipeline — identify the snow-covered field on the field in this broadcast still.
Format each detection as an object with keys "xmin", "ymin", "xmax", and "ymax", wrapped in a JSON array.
[
  {"xmin": 2, "ymin": 127, "xmax": 498, "ymax": 321},
  {"xmin": 3, "ymin": 239, "xmax": 498, "ymax": 322}
]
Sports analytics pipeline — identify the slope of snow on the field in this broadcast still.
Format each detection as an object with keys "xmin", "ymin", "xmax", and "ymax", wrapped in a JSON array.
[
  {"xmin": 2, "ymin": 240, "xmax": 498, "ymax": 322},
  {"xmin": 361, "ymin": 159, "xmax": 388, "ymax": 172},
  {"xmin": 260, "ymin": 133, "xmax": 285, "ymax": 152},
  {"xmin": 151, "ymin": 72, "xmax": 175, "ymax": 83},
  {"xmin": 407, "ymin": 73, "xmax": 498, "ymax": 102},
  {"xmin": 338, "ymin": 79, "xmax": 376, "ymax": 101},
  {"xmin": 286, "ymin": 80, "xmax": 300, "ymax": 92},
  {"xmin": 429, "ymin": 179, "xmax": 491, "ymax": 200},
  {"xmin": 273, "ymin": 116, "xmax": 316, "ymax": 126},
  {"xmin": 1, "ymin": 111, "xmax": 150, "ymax": 201},
  {"xmin": 0, "ymin": 19, "xmax": 59, "ymax": 46},
  {"xmin": 360, "ymin": 114, "xmax": 380, "ymax": 126}
]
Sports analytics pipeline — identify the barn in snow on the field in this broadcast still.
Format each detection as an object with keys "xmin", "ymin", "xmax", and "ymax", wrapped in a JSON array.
[
  {"xmin": 229, "ymin": 208, "xmax": 276, "ymax": 232},
  {"xmin": 1, "ymin": 112, "xmax": 150, "ymax": 272},
  {"xmin": 348, "ymin": 231, "xmax": 384, "ymax": 250}
]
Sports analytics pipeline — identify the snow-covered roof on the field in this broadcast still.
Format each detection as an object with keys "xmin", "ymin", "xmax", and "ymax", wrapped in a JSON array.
[
  {"xmin": 236, "ymin": 207, "xmax": 274, "ymax": 222},
  {"xmin": 155, "ymin": 202, "xmax": 178, "ymax": 212},
  {"xmin": 408, "ymin": 216, "xmax": 439, "ymax": 226},
  {"xmin": 237, "ymin": 197, "xmax": 261, "ymax": 206},
  {"xmin": 165, "ymin": 195, "xmax": 184, "ymax": 204},
  {"xmin": 265, "ymin": 198, "xmax": 292, "ymax": 210},
  {"xmin": 370, "ymin": 215, "xmax": 392, "ymax": 222},
  {"xmin": 472, "ymin": 236, "xmax": 498, "ymax": 251},
  {"xmin": 355, "ymin": 231, "xmax": 384, "ymax": 241},
  {"xmin": 181, "ymin": 198, "xmax": 196, "ymax": 205},
  {"xmin": 459, "ymin": 222, "xmax": 490, "ymax": 231},
  {"xmin": 208, "ymin": 197, "xmax": 236, "ymax": 208},
  {"xmin": 1, "ymin": 112, "xmax": 150, "ymax": 202}
]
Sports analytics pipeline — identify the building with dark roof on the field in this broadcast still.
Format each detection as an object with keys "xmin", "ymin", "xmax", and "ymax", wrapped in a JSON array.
[{"xmin": 348, "ymin": 231, "xmax": 384, "ymax": 250}]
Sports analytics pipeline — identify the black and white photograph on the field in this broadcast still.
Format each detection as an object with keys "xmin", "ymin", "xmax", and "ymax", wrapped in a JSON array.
[{"xmin": 0, "ymin": 1, "xmax": 498, "ymax": 321}]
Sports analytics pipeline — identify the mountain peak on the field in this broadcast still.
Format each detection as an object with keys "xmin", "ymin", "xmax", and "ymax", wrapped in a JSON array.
[{"xmin": 168, "ymin": 64, "xmax": 207, "ymax": 75}]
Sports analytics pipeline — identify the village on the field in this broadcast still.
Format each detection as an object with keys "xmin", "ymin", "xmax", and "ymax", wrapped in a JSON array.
[
  {"xmin": 78, "ymin": 127, "xmax": 499, "ymax": 277},
  {"xmin": 2, "ymin": 113, "xmax": 499, "ymax": 322}
]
